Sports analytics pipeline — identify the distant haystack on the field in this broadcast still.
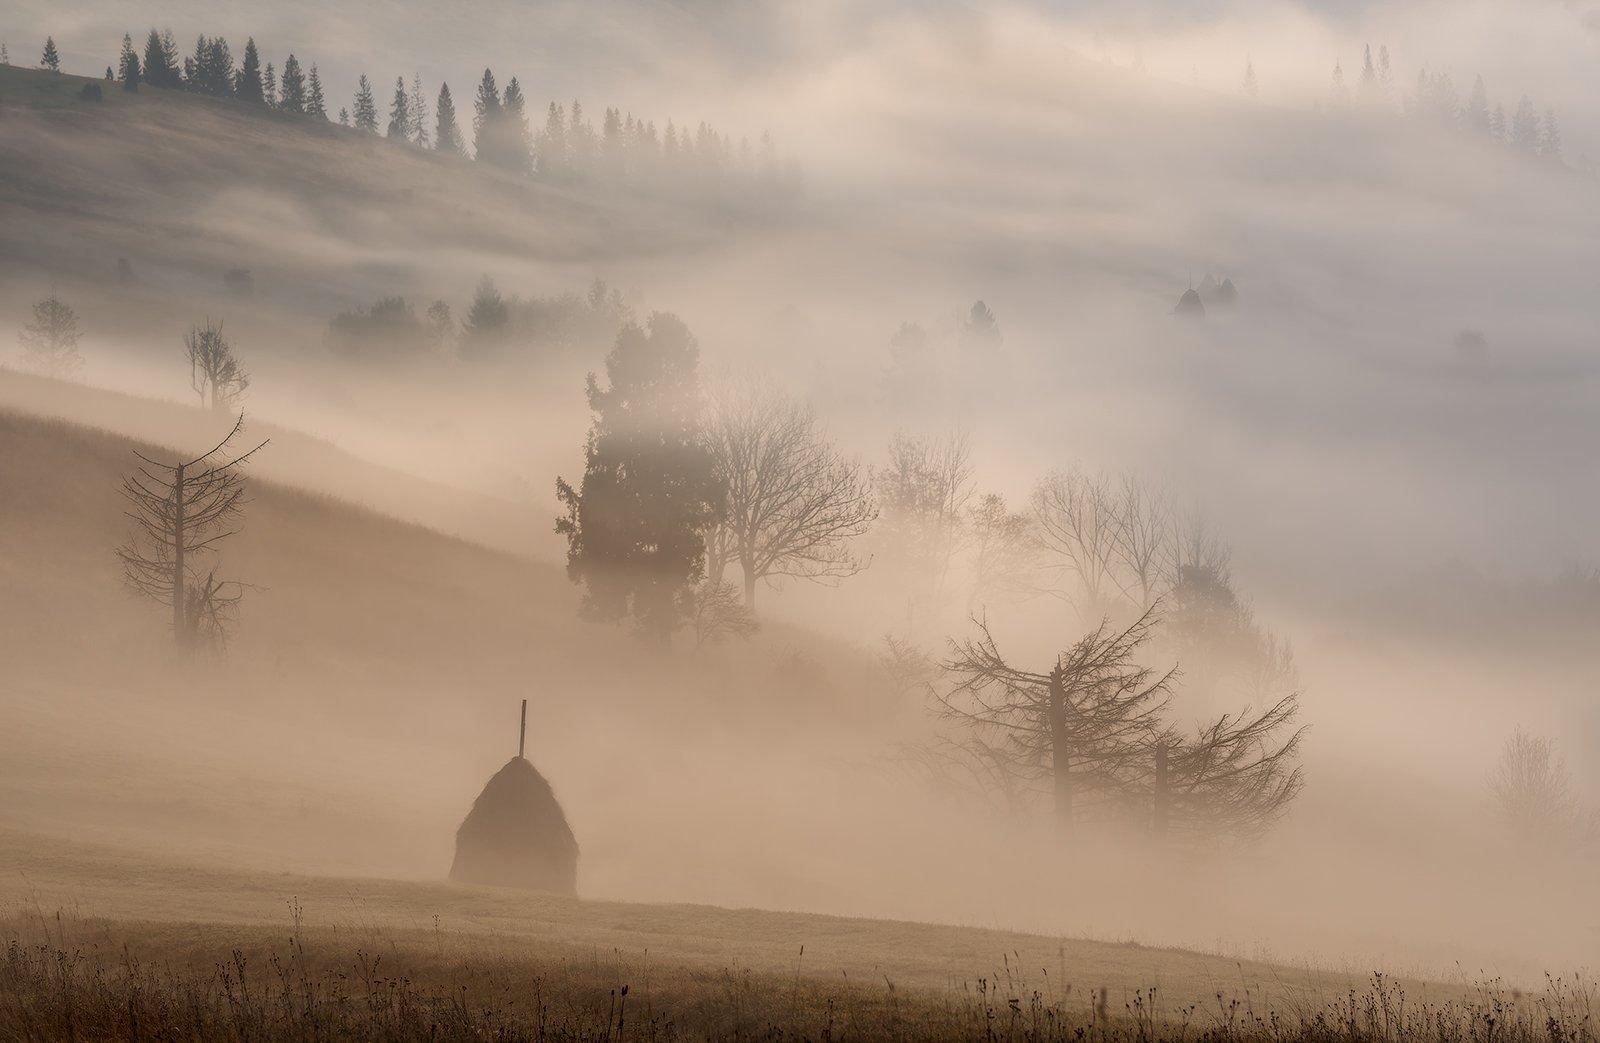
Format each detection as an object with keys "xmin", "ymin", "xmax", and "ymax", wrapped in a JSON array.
[
  {"xmin": 1206, "ymin": 276, "xmax": 1239, "ymax": 309},
  {"xmin": 1174, "ymin": 288, "xmax": 1206, "ymax": 317},
  {"xmin": 450, "ymin": 702, "xmax": 579, "ymax": 895}
]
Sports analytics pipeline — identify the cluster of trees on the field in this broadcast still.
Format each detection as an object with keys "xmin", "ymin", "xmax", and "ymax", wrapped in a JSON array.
[
  {"xmin": 1288, "ymin": 44, "xmax": 1568, "ymax": 164},
  {"xmin": 1488, "ymin": 728, "xmax": 1598, "ymax": 851},
  {"xmin": 56, "ymin": 28, "xmax": 796, "ymax": 194},
  {"xmin": 325, "ymin": 278, "xmax": 630, "ymax": 362}
]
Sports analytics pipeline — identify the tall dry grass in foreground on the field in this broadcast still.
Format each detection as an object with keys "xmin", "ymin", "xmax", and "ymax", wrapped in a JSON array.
[{"xmin": 1, "ymin": 906, "xmax": 1594, "ymax": 1043}]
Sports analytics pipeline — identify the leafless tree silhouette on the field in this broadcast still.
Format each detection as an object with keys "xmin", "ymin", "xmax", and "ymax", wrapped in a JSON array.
[
  {"xmin": 186, "ymin": 320, "xmax": 250, "ymax": 411},
  {"xmin": 1149, "ymin": 696, "xmax": 1305, "ymax": 841},
  {"xmin": 703, "ymin": 379, "xmax": 876, "ymax": 607},
  {"xmin": 18, "ymin": 295, "xmax": 82, "ymax": 378},
  {"xmin": 1489, "ymin": 728, "xmax": 1594, "ymax": 847},
  {"xmin": 116, "ymin": 415, "xmax": 267, "ymax": 649}
]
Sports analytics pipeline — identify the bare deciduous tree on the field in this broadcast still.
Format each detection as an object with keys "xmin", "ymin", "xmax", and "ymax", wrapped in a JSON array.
[
  {"xmin": 703, "ymin": 379, "xmax": 876, "ymax": 607},
  {"xmin": 686, "ymin": 580, "xmax": 760, "ymax": 649},
  {"xmin": 187, "ymin": 320, "xmax": 250, "ymax": 412},
  {"xmin": 18, "ymin": 295, "xmax": 82, "ymax": 377},
  {"xmin": 1489, "ymin": 728, "xmax": 1593, "ymax": 847},
  {"xmin": 116, "ymin": 415, "xmax": 266, "ymax": 650},
  {"xmin": 1032, "ymin": 469, "xmax": 1124, "ymax": 617},
  {"xmin": 875, "ymin": 430, "xmax": 973, "ymax": 606}
]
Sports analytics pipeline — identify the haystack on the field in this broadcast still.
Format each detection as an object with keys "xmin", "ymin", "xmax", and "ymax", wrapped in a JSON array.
[{"xmin": 449, "ymin": 704, "xmax": 579, "ymax": 895}]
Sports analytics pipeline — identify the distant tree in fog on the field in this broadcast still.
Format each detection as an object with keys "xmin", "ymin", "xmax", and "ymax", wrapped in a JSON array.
[
  {"xmin": 235, "ymin": 38, "xmax": 263, "ymax": 104},
  {"xmin": 500, "ymin": 77, "xmax": 532, "ymax": 173},
  {"xmin": 687, "ymin": 580, "xmax": 759, "ymax": 649},
  {"xmin": 0, "ymin": 41, "xmax": 10, "ymax": 67},
  {"xmin": 262, "ymin": 62, "xmax": 277, "ymax": 108},
  {"xmin": 1540, "ymin": 108, "xmax": 1562, "ymax": 163},
  {"xmin": 962, "ymin": 300, "xmax": 1001, "ymax": 349},
  {"xmin": 142, "ymin": 29, "xmax": 177, "ymax": 88},
  {"xmin": 279, "ymin": 54, "xmax": 306, "ymax": 114},
  {"xmin": 1464, "ymin": 75, "xmax": 1490, "ymax": 136},
  {"xmin": 186, "ymin": 36, "xmax": 234, "ymax": 97},
  {"xmin": 306, "ymin": 65, "xmax": 327, "ymax": 119},
  {"xmin": 460, "ymin": 276, "xmax": 509, "ymax": 355},
  {"xmin": 118, "ymin": 34, "xmax": 141, "ymax": 91},
  {"xmin": 387, "ymin": 76, "xmax": 410, "ymax": 139},
  {"xmin": 337, "ymin": 107, "xmax": 349, "ymax": 126},
  {"xmin": 185, "ymin": 320, "xmax": 249, "ymax": 412},
  {"xmin": 556, "ymin": 313, "xmax": 725, "ymax": 643},
  {"xmin": 1328, "ymin": 60, "xmax": 1348, "ymax": 110},
  {"xmin": 702, "ymin": 378, "xmax": 876, "ymax": 608},
  {"xmin": 426, "ymin": 300, "xmax": 454, "ymax": 350},
  {"xmin": 408, "ymin": 74, "xmax": 430, "ymax": 147},
  {"xmin": 541, "ymin": 102, "xmax": 568, "ymax": 177},
  {"xmin": 41, "ymin": 37, "xmax": 60, "ymax": 73},
  {"xmin": 472, "ymin": 68, "xmax": 502, "ymax": 163},
  {"xmin": 965, "ymin": 492, "xmax": 1036, "ymax": 609},
  {"xmin": 1510, "ymin": 96, "xmax": 1540, "ymax": 154},
  {"xmin": 17, "ymin": 296, "xmax": 82, "ymax": 377},
  {"xmin": 1489, "ymin": 102, "xmax": 1506, "ymax": 143},
  {"xmin": 352, "ymin": 74, "xmax": 378, "ymax": 132},
  {"xmin": 328, "ymin": 296, "xmax": 433, "ymax": 357},
  {"xmin": 435, "ymin": 83, "xmax": 464, "ymax": 155},
  {"xmin": 874, "ymin": 430, "xmax": 973, "ymax": 608},
  {"xmin": 117, "ymin": 416, "xmax": 266, "ymax": 651},
  {"xmin": 1241, "ymin": 59, "xmax": 1257, "ymax": 100},
  {"xmin": 1490, "ymin": 729, "xmax": 1594, "ymax": 848}
]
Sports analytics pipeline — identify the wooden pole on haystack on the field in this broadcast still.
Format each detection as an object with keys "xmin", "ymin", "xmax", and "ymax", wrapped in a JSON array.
[{"xmin": 519, "ymin": 699, "xmax": 527, "ymax": 759}]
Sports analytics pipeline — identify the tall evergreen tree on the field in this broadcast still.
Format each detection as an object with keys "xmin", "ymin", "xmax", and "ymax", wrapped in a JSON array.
[
  {"xmin": 106, "ymin": 66, "xmax": 115, "ymax": 81},
  {"xmin": 159, "ymin": 30, "xmax": 180, "ymax": 83},
  {"xmin": 501, "ymin": 77, "xmax": 531, "ymax": 172},
  {"xmin": 1510, "ymin": 95, "xmax": 1540, "ymax": 154},
  {"xmin": 555, "ymin": 313, "xmax": 725, "ymax": 643},
  {"xmin": 352, "ymin": 74, "xmax": 379, "ymax": 132},
  {"xmin": 262, "ymin": 61, "xmax": 277, "ymax": 107},
  {"xmin": 387, "ymin": 76, "xmax": 410, "ymax": 138},
  {"xmin": 236, "ymin": 37, "xmax": 263, "ymax": 103},
  {"xmin": 472, "ymin": 68, "xmax": 501, "ymax": 163},
  {"xmin": 1489, "ymin": 102, "xmax": 1507, "ymax": 143},
  {"xmin": 118, "ymin": 34, "xmax": 141, "ymax": 91},
  {"xmin": 306, "ymin": 64, "xmax": 327, "ymax": 118},
  {"xmin": 541, "ymin": 101, "xmax": 568, "ymax": 177},
  {"xmin": 279, "ymin": 54, "xmax": 305, "ymax": 113},
  {"xmin": 435, "ymin": 83, "xmax": 464, "ymax": 155},
  {"xmin": 1357, "ymin": 44, "xmax": 1377, "ymax": 104},
  {"xmin": 0, "ymin": 41, "xmax": 9, "ymax": 66},
  {"xmin": 1540, "ymin": 107, "xmax": 1562, "ymax": 163},
  {"xmin": 338, "ymin": 106, "xmax": 350, "ymax": 126},
  {"xmin": 1241, "ymin": 59, "xmax": 1257, "ymax": 100},
  {"xmin": 408, "ymin": 74, "xmax": 430, "ymax": 147},
  {"xmin": 142, "ymin": 28, "xmax": 173, "ymax": 87},
  {"xmin": 1465, "ymin": 74, "xmax": 1490, "ymax": 135},
  {"xmin": 41, "ymin": 36, "xmax": 60, "ymax": 73},
  {"xmin": 1377, "ymin": 44, "xmax": 1392, "ymax": 101}
]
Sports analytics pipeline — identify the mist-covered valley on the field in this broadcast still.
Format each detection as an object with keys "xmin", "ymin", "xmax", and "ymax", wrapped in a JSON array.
[{"xmin": 1, "ymin": 3, "xmax": 1598, "ymax": 1039}]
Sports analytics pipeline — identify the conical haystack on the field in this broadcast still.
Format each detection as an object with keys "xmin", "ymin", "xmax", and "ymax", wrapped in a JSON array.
[{"xmin": 450, "ymin": 754, "xmax": 579, "ymax": 895}]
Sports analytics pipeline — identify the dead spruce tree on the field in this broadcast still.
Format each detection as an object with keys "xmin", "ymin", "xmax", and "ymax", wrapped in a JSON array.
[
  {"xmin": 937, "ymin": 608, "xmax": 1304, "ymax": 843},
  {"xmin": 939, "ymin": 609, "xmax": 1173, "ymax": 839},
  {"xmin": 702, "ymin": 378, "xmax": 876, "ymax": 608},
  {"xmin": 116, "ymin": 415, "xmax": 267, "ymax": 650},
  {"xmin": 186, "ymin": 319, "xmax": 250, "ymax": 411}
]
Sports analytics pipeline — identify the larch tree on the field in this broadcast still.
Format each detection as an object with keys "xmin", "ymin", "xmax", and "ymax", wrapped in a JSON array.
[
  {"xmin": 41, "ymin": 36, "xmax": 60, "ymax": 72},
  {"xmin": 185, "ymin": 320, "xmax": 250, "ymax": 412},
  {"xmin": 118, "ymin": 34, "xmax": 141, "ymax": 90},
  {"xmin": 702, "ymin": 378, "xmax": 876, "ymax": 608},
  {"xmin": 352, "ymin": 74, "xmax": 378, "ymax": 132},
  {"xmin": 18, "ymin": 295, "xmax": 82, "ymax": 377},
  {"xmin": 117, "ymin": 416, "xmax": 267, "ymax": 651},
  {"xmin": 408, "ymin": 74, "xmax": 430, "ymax": 147},
  {"xmin": 555, "ymin": 313, "xmax": 725, "ymax": 643},
  {"xmin": 435, "ymin": 82, "xmax": 464, "ymax": 154}
]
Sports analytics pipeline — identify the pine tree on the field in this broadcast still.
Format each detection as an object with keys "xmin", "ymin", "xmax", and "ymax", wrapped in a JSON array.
[
  {"xmin": 1328, "ymin": 60, "xmax": 1348, "ymax": 109},
  {"xmin": 435, "ymin": 83, "xmax": 464, "ymax": 155},
  {"xmin": 1540, "ymin": 107, "xmax": 1562, "ymax": 163},
  {"xmin": 1241, "ymin": 59, "xmax": 1257, "ymax": 100},
  {"xmin": 41, "ymin": 36, "xmax": 60, "ymax": 73},
  {"xmin": 262, "ymin": 62, "xmax": 277, "ymax": 107},
  {"xmin": 555, "ymin": 313, "xmax": 725, "ymax": 643},
  {"xmin": 1358, "ymin": 44, "xmax": 1377, "ymax": 104},
  {"xmin": 408, "ymin": 74, "xmax": 430, "ymax": 147},
  {"xmin": 501, "ymin": 77, "xmax": 531, "ymax": 172},
  {"xmin": 1489, "ymin": 102, "xmax": 1506, "ymax": 143},
  {"xmin": 1377, "ymin": 45, "xmax": 1392, "ymax": 102},
  {"xmin": 142, "ymin": 28, "xmax": 172, "ymax": 87},
  {"xmin": 1510, "ymin": 95, "xmax": 1540, "ymax": 154},
  {"xmin": 306, "ymin": 64, "xmax": 327, "ymax": 118},
  {"xmin": 352, "ymin": 74, "xmax": 378, "ymax": 132},
  {"xmin": 472, "ymin": 69, "xmax": 501, "ymax": 163},
  {"xmin": 118, "ymin": 33, "xmax": 141, "ymax": 91},
  {"xmin": 1465, "ymin": 74, "xmax": 1490, "ymax": 135},
  {"xmin": 387, "ymin": 76, "xmax": 410, "ymax": 139},
  {"xmin": 236, "ymin": 37, "xmax": 263, "ymax": 103},
  {"xmin": 106, "ymin": 67, "xmax": 115, "ymax": 81},
  {"xmin": 279, "ymin": 54, "xmax": 305, "ymax": 113},
  {"xmin": 159, "ymin": 30, "xmax": 179, "ymax": 83},
  {"xmin": 541, "ymin": 101, "xmax": 567, "ymax": 177},
  {"xmin": 0, "ymin": 40, "xmax": 9, "ymax": 66},
  {"xmin": 338, "ymin": 106, "xmax": 350, "ymax": 126}
]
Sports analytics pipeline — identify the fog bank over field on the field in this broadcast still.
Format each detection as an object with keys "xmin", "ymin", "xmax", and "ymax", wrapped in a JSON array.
[{"xmin": 1, "ymin": 0, "xmax": 1598, "ymax": 1002}]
